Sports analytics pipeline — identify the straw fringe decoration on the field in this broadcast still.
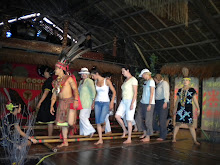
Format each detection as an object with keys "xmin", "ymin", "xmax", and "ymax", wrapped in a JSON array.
[
  {"xmin": 160, "ymin": 62, "xmax": 220, "ymax": 79},
  {"xmin": 125, "ymin": 0, "xmax": 188, "ymax": 26}
]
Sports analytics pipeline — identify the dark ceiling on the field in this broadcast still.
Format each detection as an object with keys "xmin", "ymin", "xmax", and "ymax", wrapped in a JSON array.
[{"xmin": 0, "ymin": 0, "xmax": 220, "ymax": 69}]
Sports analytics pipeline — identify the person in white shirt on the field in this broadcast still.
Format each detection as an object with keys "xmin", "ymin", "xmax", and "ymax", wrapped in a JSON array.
[
  {"xmin": 153, "ymin": 74, "xmax": 170, "ymax": 141},
  {"xmin": 138, "ymin": 69, "xmax": 155, "ymax": 142},
  {"xmin": 91, "ymin": 67, "xmax": 116, "ymax": 145},
  {"xmin": 115, "ymin": 66, "xmax": 138, "ymax": 144}
]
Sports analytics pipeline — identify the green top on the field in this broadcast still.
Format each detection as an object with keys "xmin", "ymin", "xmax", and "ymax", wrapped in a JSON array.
[{"xmin": 78, "ymin": 78, "xmax": 96, "ymax": 109}]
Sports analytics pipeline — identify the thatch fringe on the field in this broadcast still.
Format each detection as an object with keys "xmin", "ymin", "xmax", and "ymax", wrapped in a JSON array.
[
  {"xmin": 160, "ymin": 62, "xmax": 220, "ymax": 79},
  {"xmin": 0, "ymin": 50, "xmax": 122, "ymax": 74},
  {"xmin": 125, "ymin": 0, "xmax": 188, "ymax": 26}
]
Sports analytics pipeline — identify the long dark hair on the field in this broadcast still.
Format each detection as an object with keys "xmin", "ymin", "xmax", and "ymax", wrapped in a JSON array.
[
  {"xmin": 90, "ymin": 66, "xmax": 101, "ymax": 75},
  {"xmin": 122, "ymin": 65, "xmax": 135, "ymax": 76}
]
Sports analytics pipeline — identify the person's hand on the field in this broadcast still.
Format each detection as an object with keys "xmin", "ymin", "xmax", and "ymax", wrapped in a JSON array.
[
  {"xmin": 196, "ymin": 109, "xmax": 200, "ymax": 116},
  {"xmin": 130, "ymin": 103, "xmax": 133, "ymax": 110},
  {"xmin": 109, "ymin": 102, "xmax": 114, "ymax": 110},
  {"xmin": 91, "ymin": 102, "xmax": 95, "ymax": 110},
  {"xmin": 163, "ymin": 102, "xmax": 167, "ymax": 109},
  {"xmin": 31, "ymin": 138, "xmax": 37, "ymax": 144},
  {"xmin": 50, "ymin": 107, "xmax": 55, "ymax": 115},
  {"xmin": 147, "ymin": 105, "xmax": 151, "ymax": 111},
  {"xmin": 73, "ymin": 100, "xmax": 79, "ymax": 109},
  {"xmin": 36, "ymin": 102, "xmax": 41, "ymax": 110}
]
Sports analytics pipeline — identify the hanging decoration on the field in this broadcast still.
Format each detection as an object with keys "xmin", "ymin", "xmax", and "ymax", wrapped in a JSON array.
[{"xmin": 124, "ymin": 0, "xmax": 189, "ymax": 26}]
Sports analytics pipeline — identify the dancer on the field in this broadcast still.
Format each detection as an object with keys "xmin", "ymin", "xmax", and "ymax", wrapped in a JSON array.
[
  {"xmin": 172, "ymin": 68, "xmax": 200, "ymax": 145},
  {"xmin": 36, "ymin": 66, "xmax": 56, "ymax": 136},
  {"xmin": 153, "ymin": 74, "xmax": 170, "ymax": 141},
  {"xmin": 115, "ymin": 66, "xmax": 138, "ymax": 144},
  {"xmin": 91, "ymin": 67, "xmax": 116, "ymax": 145},
  {"xmin": 138, "ymin": 69, "xmax": 155, "ymax": 142},
  {"xmin": 50, "ymin": 35, "xmax": 87, "ymax": 148},
  {"xmin": 50, "ymin": 61, "xmax": 81, "ymax": 148},
  {"xmin": 78, "ymin": 67, "xmax": 96, "ymax": 137}
]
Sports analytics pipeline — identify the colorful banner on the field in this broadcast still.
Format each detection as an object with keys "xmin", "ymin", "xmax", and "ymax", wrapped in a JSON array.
[
  {"xmin": 174, "ymin": 77, "xmax": 199, "ymax": 128},
  {"xmin": 202, "ymin": 78, "xmax": 220, "ymax": 131}
]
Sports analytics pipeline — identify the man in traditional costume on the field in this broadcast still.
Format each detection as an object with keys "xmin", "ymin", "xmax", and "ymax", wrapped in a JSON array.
[{"xmin": 50, "ymin": 36, "xmax": 89, "ymax": 148}]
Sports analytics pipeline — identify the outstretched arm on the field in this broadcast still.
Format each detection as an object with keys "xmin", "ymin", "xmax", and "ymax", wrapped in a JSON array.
[
  {"xmin": 36, "ymin": 90, "xmax": 49, "ymax": 109},
  {"xmin": 15, "ymin": 125, "xmax": 37, "ymax": 144}
]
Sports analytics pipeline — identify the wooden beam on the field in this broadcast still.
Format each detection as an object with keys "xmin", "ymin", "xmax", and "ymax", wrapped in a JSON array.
[
  {"xmin": 62, "ymin": 20, "xmax": 69, "ymax": 48},
  {"xmin": 0, "ymin": 38, "xmax": 62, "ymax": 54},
  {"xmin": 133, "ymin": 43, "xmax": 150, "ymax": 68},
  {"xmin": 145, "ymin": 39, "xmax": 218, "ymax": 53},
  {"xmin": 190, "ymin": 0, "xmax": 220, "ymax": 40},
  {"xmin": 127, "ymin": 15, "xmax": 220, "ymax": 37}
]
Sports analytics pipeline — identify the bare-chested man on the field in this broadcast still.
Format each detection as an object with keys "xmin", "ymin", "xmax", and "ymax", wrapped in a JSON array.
[{"xmin": 50, "ymin": 62, "xmax": 79, "ymax": 148}]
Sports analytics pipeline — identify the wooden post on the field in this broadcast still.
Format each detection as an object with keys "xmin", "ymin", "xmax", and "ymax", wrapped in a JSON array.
[
  {"xmin": 62, "ymin": 20, "xmax": 69, "ymax": 49},
  {"xmin": 1, "ymin": 15, "xmax": 9, "ymax": 38},
  {"xmin": 170, "ymin": 76, "xmax": 175, "ymax": 124},
  {"xmin": 113, "ymin": 36, "xmax": 117, "ymax": 57}
]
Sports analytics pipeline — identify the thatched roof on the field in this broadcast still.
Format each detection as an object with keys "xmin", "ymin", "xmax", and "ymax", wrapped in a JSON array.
[
  {"xmin": 0, "ymin": 0, "xmax": 219, "ymax": 68},
  {"xmin": 160, "ymin": 61, "xmax": 220, "ymax": 79}
]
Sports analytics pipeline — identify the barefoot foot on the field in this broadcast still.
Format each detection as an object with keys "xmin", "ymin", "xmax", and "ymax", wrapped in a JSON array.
[
  {"xmin": 172, "ymin": 139, "xmax": 176, "ymax": 143},
  {"xmin": 94, "ymin": 140, "xmax": 103, "ymax": 145},
  {"xmin": 194, "ymin": 141, "xmax": 200, "ymax": 145},
  {"xmin": 139, "ymin": 134, "xmax": 146, "ymax": 139},
  {"xmin": 121, "ymin": 131, "xmax": 128, "ymax": 138},
  {"xmin": 57, "ymin": 142, "xmax": 68, "ymax": 148},
  {"xmin": 157, "ymin": 138, "xmax": 164, "ymax": 141},
  {"xmin": 123, "ymin": 139, "xmax": 132, "ymax": 144},
  {"xmin": 141, "ymin": 137, "xmax": 150, "ymax": 142}
]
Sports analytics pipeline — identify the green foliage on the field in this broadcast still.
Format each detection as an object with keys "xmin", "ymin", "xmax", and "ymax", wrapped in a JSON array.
[{"xmin": 150, "ymin": 53, "xmax": 158, "ymax": 76}]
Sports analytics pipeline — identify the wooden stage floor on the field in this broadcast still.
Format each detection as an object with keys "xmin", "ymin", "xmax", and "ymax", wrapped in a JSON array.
[{"xmin": 1, "ymin": 129, "xmax": 220, "ymax": 165}]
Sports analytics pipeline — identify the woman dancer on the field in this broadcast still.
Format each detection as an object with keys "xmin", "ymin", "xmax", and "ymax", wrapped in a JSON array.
[
  {"xmin": 115, "ymin": 66, "xmax": 138, "ymax": 144},
  {"xmin": 91, "ymin": 67, "xmax": 116, "ymax": 145},
  {"xmin": 78, "ymin": 68, "xmax": 96, "ymax": 137},
  {"xmin": 36, "ymin": 66, "xmax": 56, "ymax": 136},
  {"xmin": 172, "ymin": 68, "xmax": 200, "ymax": 145}
]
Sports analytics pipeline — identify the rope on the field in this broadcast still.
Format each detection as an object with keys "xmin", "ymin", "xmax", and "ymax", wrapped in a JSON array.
[{"xmin": 36, "ymin": 153, "xmax": 56, "ymax": 165}]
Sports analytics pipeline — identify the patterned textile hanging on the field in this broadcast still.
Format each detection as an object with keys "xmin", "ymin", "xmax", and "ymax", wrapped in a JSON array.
[{"xmin": 124, "ymin": 0, "xmax": 188, "ymax": 26}]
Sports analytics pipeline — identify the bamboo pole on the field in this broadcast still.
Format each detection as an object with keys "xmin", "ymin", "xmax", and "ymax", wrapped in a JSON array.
[
  {"xmin": 21, "ymin": 124, "xmax": 121, "ymax": 129},
  {"xmin": 36, "ymin": 134, "xmax": 143, "ymax": 144},
  {"xmin": 133, "ymin": 42, "xmax": 150, "ymax": 68},
  {"xmin": 34, "ymin": 132, "xmax": 144, "ymax": 139},
  {"xmin": 43, "ymin": 143, "xmax": 57, "ymax": 152}
]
